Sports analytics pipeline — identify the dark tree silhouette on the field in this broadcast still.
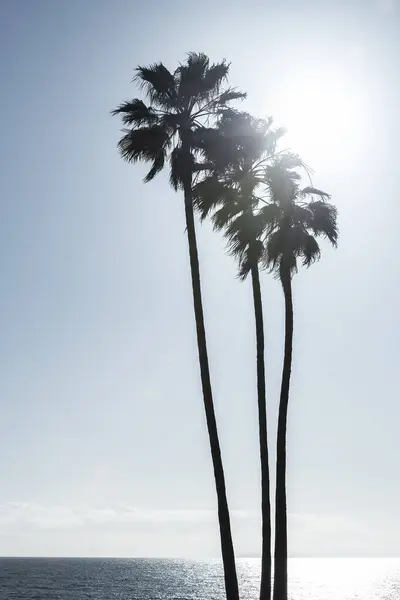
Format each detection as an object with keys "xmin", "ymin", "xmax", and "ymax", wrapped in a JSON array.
[
  {"xmin": 261, "ymin": 161, "xmax": 338, "ymax": 600},
  {"xmin": 193, "ymin": 111, "xmax": 291, "ymax": 600},
  {"xmin": 112, "ymin": 53, "xmax": 245, "ymax": 600}
]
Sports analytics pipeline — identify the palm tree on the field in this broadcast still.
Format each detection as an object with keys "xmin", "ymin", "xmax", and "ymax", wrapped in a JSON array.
[
  {"xmin": 112, "ymin": 53, "xmax": 245, "ymax": 600},
  {"xmin": 193, "ymin": 111, "xmax": 291, "ymax": 600},
  {"xmin": 262, "ymin": 161, "xmax": 338, "ymax": 600}
]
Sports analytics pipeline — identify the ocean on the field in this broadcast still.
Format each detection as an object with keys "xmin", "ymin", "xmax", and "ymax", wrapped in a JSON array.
[{"xmin": 1, "ymin": 557, "xmax": 399, "ymax": 599}]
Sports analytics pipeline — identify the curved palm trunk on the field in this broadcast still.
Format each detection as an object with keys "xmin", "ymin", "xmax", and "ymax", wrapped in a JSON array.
[
  {"xmin": 250, "ymin": 265, "xmax": 271, "ymax": 600},
  {"xmin": 182, "ymin": 170, "xmax": 239, "ymax": 600},
  {"xmin": 273, "ymin": 272, "xmax": 293, "ymax": 600}
]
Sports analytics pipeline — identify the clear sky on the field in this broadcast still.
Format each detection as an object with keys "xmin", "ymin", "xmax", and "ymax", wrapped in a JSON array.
[{"xmin": 0, "ymin": 0, "xmax": 399, "ymax": 558}]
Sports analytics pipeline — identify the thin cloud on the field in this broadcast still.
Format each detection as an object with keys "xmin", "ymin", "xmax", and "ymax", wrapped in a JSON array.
[{"xmin": 0, "ymin": 503, "xmax": 254, "ymax": 532}]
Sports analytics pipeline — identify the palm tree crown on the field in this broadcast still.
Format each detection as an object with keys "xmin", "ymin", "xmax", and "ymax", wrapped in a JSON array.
[
  {"xmin": 262, "ymin": 160, "xmax": 338, "ymax": 279},
  {"xmin": 112, "ymin": 52, "xmax": 245, "ymax": 188},
  {"xmin": 193, "ymin": 112, "xmax": 303, "ymax": 279}
]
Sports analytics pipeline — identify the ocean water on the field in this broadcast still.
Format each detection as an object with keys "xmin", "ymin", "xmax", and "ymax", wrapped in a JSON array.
[{"xmin": 1, "ymin": 557, "xmax": 400, "ymax": 600}]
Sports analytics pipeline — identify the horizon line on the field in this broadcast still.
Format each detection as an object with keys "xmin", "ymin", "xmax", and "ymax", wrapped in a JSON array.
[{"xmin": 1, "ymin": 555, "xmax": 399, "ymax": 560}]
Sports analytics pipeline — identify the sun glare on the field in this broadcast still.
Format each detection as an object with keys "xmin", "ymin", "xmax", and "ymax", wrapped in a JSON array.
[{"xmin": 273, "ymin": 67, "xmax": 365, "ymax": 166}]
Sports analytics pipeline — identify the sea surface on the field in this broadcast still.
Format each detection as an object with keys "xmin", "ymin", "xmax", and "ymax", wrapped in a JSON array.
[{"xmin": 1, "ymin": 557, "xmax": 400, "ymax": 600}]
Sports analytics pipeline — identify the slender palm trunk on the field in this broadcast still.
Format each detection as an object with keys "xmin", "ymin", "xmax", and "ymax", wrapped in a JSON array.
[
  {"xmin": 181, "ymin": 162, "xmax": 239, "ymax": 600},
  {"xmin": 251, "ymin": 265, "xmax": 271, "ymax": 600},
  {"xmin": 273, "ymin": 272, "xmax": 293, "ymax": 600}
]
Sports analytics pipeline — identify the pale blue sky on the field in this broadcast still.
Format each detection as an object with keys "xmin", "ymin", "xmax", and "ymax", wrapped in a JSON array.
[{"xmin": 0, "ymin": 0, "xmax": 399, "ymax": 557}]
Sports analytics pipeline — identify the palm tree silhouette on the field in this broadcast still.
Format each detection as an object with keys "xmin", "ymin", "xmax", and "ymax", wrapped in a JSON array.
[
  {"xmin": 193, "ymin": 111, "xmax": 290, "ymax": 600},
  {"xmin": 112, "ymin": 53, "xmax": 245, "ymax": 600},
  {"xmin": 262, "ymin": 161, "xmax": 338, "ymax": 600}
]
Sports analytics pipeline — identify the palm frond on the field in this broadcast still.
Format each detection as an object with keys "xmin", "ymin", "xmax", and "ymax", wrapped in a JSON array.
[
  {"xmin": 300, "ymin": 232, "xmax": 321, "ymax": 267},
  {"xmin": 199, "ymin": 111, "xmax": 281, "ymax": 172},
  {"xmin": 301, "ymin": 186, "xmax": 331, "ymax": 200},
  {"xmin": 176, "ymin": 54, "xmax": 241, "ymax": 108},
  {"xmin": 217, "ymin": 111, "xmax": 257, "ymax": 140},
  {"xmin": 265, "ymin": 229, "xmax": 292, "ymax": 275},
  {"xmin": 238, "ymin": 259, "xmax": 252, "ymax": 280},
  {"xmin": 271, "ymin": 126, "xmax": 287, "ymax": 140},
  {"xmin": 144, "ymin": 150, "xmax": 165, "ymax": 182},
  {"xmin": 169, "ymin": 146, "xmax": 185, "ymax": 190},
  {"xmin": 111, "ymin": 99, "xmax": 158, "ymax": 126},
  {"xmin": 214, "ymin": 88, "xmax": 247, "ymax": 106},
  {"xmin": 259, "ymin": 203, "xmax": 282, "ymax": 234},
  {"xmin": 225, "ymin": 212, "xmax": 266, "ymax": 252},
  {"xmin": 117, "ymin": 125, "xmax": 170, "ymax": 165},
  {"xmin": 193, "ymin": 126, "xmax": 239, "ymax": 172},
  {"xmin": 135, "ymin": 63, "xmax": 177, "ymax": 108},
  {"xmin": 190, "ymin": 126, "xmax": 222, "ymax": 156},
  {"xmin": 265, "ymin": 164, "xmax": 299, "ymax": 205},
  {"xmin": 291, "ymin": 204, "xmax": 312, "ymax": 225},
  {"xmin": 169, "ymin": 146, "xmax": 195, "ymax": 190},
  {"xmin": 200, "ymin": 60, "xmax": 230, "ymax": 99},
  {"xmin": 176, "ymin": 53, "xmax": 210, "ymax": 102},
  {"xmin": 212, "ymin": 201, "xmax": 243, "ymax": 231},
  {"xmin": 158, "ymin": 112, "xmax": 182, "ymax": 135},
  {"xmin": 184, "ymin": 52, "xmax": 210, "ymax": 78},
  {"xmin": 260, "ymin": 127, "xmax": 286, "ymax": 157},
  {"xmin": 192, "ymin": 176, "xmax": 232, "ymax": 220},
  {"xmin": 273, "ymin": 152, "xmax": 304, "ymax": 171},
  {"xmin": 265, "ymin": 153, "xmax": 304, "ymax": 188},
  {"xmin": 237, "ymin": 241, "xmax": 265, "ymax": 280},
  {"xmin": 307, "ymin": 201, "xmax": 338, "ymax": 246}
]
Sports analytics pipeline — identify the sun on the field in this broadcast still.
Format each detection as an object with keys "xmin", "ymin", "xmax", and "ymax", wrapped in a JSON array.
[{"xmin": 273, "ymin": 66, "xmax": 365, "ymax": 166}]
